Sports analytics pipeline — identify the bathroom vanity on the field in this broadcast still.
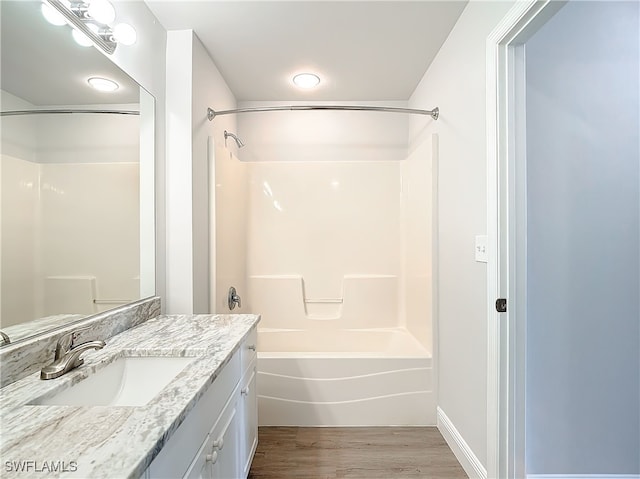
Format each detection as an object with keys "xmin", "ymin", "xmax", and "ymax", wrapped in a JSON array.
[
  {"xmin": 144, "ymin": 319, "xmax": 258, "ymax": 479},
  {"xmin": 0, "ymin": 313, "xmax": 260, "ymax": 478}
]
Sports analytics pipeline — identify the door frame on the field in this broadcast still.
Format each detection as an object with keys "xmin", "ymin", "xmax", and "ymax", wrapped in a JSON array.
[{"xmin": 485, "ymin": 2, "xmax": 566, "ymax": 478}]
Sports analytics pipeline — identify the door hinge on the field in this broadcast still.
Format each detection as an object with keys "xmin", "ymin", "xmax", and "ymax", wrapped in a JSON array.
[{"xmin": 495, "ymin": 298, "xmax": 507, "ymax": 313}]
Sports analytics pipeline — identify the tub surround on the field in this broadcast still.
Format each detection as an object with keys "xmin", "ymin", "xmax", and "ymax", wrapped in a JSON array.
[
  {"xmin": 0, "ymin": 313, "xmax": 260, "ymax": 478},
  {"xmin": 0, "ymin": 297, "xmax": 161, "ymax": 388},
  {"xmin": 244, "ymin": 155, "xmax": 434, "ymax": 427}
]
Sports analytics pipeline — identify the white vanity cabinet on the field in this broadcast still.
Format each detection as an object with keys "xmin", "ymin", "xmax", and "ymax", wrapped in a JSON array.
[
  {"xmin": 184, "ymin": 389, "xmax": 241, "ymax": 479},
  {"xmin": 239, "ymin": 363, "xmax": 258, "ymax": 478},
  {"xmin": 239, "ymin": 327, "xmax": 258, "ymax": 478},
  {"xmin": 145, "ymin": 327, "xmax": 258, "ymax": 479}
]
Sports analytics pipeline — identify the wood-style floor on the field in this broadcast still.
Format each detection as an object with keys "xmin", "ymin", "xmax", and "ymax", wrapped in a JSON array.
[{"xmin": 248, "ymin": 427, "xmax": 468, "ymax": 479}]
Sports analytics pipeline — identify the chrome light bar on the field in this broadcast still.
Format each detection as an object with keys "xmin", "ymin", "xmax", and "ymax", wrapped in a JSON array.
[{"xmin": 44, "ymin": 0, "xmax": 117, "ymax": 54}]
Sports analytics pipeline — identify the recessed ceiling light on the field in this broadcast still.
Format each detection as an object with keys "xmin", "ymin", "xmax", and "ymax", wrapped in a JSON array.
[
  {"xmin": 293, "ymin": 73, "xmax": 320, "ymax": 89},
  {"xmin": 87, "ymin": 77, "xmax": 119, "ymax": 92}
]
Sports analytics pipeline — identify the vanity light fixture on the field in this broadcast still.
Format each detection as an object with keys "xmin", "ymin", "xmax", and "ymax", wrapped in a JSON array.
[
  {"xmin": 41, "ymin": 0, "xmax": 137, "ymax": 55},
  {"xmin": 72, "ymin": 23, "xmax": 99, "ymax": 47},
  {"xmin": 87, "ymin": 0, "xmax": 115, "ymax": 24},
  {"xmin": 41, "ymin": 2, "xmax": 66, "ymax": 25},
  {"xmin": 87, "ymin": 77, "xmax": 119, "ymax": 92},
  {"xmin": 113, "ymin": 23, "xmax": 137, "ymax": 46},
  {"xmin": 293, "ymin": 73, "xmax": 321, "ymax": 89}
]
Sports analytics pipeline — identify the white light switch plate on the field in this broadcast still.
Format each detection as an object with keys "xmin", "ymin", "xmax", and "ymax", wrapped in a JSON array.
[{"xmin": 475, "ymin": 235, "xmax": 488, "ymax": 263}]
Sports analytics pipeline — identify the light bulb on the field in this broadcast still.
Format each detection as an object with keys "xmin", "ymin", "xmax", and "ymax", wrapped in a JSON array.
[
  {"xmin": 72, "ymin": 29, "xmax": 92, "ymax": 47},
  {"xmin": 87, "ymin": 77, "xmax": 119, "ymax": 92},
  {"xmin": 87, "ymin": 0, "xmax": 115, "ymax": 24},
  {"xmin": 293, "ymin": 73, "xmax": 321, "ymax": 89},
  {"xmin": 113, "ymin": 23, "xmax": 136, "ymax": 45},
  {"xmin": 41, "ymin": 2, "xmax": 66, "ymax": 26},
  {"xmin": 72, "ymin": 23, "xmax": 99, "ymax": 47}
]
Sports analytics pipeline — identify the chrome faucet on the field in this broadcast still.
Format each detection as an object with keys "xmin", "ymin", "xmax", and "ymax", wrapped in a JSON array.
[{"xmin": 41, "ymin": 327, "xmax": 105, "ymax": 380}]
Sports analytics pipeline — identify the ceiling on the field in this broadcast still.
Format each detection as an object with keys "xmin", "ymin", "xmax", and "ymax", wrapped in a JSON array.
[
  {"xmin": 0, "ymin": 1, "xmax": 139, "ymax": 106},
  {"xmin": 145, "ymin": 1, "xmax": 467, "ymax": 101},
  {"xmin": 1, "ymin": 1, "xmax": 468, "ymax": 105}
]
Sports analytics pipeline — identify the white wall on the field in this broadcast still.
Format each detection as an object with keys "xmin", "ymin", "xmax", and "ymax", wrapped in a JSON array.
[
  {"xmin": 165, "ymin": 30, "xmax": 237, "ymax": 314},
  {"xmin": 0, "ymin": 91, "xmax": 37, "ymax": 162},
  {"xmin": 238, "ymin": 100, "xmax": 408, "ymax": 163},
  {"xmin": 193, "ymin": 34, "xmax": 238, "ymax": 314},
  {"xmin": 35, "ymin": 105, "xmax": 139, "ymax": 164},
  {"xmin": 106, "ymin": 1, "xmax": 167, "ymax": 307},
  {"xmin": 1, "ymin": 91, "xmax": 139, "ymax": 165},
  {"xmin": 165, "ymin": 30, "xmax": 194, "ymax": 314},
  {"xmin": 408, "ymin": 0, "xmax": 515, "ymax": 471},
  {"xmin": 525, "ymin": 1, "xmax": 639, "ymax": 474}
]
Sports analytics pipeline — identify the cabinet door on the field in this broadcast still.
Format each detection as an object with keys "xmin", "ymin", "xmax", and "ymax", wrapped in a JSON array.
[
  {"xmin": 183, "ymin": 434, "xmax": 211, "ymax": 479},
  {"xmin": 185, "ymin": 395, "xmax": 240, "ymax": 479},
  {"xmin": 210, "ymin": 396, "xmax": 241, "ymax": 479},
  {"xmin": 240, "ymin": 363, "xmax": 258, "ymax": 478},
  {"xmin": 148, "ymin": 352, "xmax": 242, "ymax": 479}
]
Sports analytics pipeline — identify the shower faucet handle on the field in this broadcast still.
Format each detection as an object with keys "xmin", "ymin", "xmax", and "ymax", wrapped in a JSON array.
[{"xmin": 228, "ymin": 286, "xmax": 242, "ymax": 310}]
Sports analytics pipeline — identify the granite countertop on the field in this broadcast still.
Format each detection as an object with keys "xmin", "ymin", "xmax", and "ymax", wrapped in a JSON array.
[{"xmin": 0, "ymin": 314, "xmax": 260, "ymax": 478}]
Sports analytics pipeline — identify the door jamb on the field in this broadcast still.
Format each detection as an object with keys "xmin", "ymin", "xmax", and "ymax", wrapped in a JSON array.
[{"xmin": 486, "ymin": 2, "xmax": 566, "ymax": 478}]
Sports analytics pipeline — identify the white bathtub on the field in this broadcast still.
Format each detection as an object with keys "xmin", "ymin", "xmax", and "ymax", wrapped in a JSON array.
[{"xmin": 257, "ymin": 328, "xmax": 435, "ymax": 426}]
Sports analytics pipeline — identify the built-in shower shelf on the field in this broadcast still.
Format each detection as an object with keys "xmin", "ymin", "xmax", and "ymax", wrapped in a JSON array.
[
  {"xmin": 248, "ymin": 274, "xmax": 398, "ymax": 328},
  {"xmin": 304, "ymin": 298, "xmax": 343, "ymax": 320}
]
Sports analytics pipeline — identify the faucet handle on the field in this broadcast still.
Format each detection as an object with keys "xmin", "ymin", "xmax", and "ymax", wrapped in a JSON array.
[
  {"xmin": 228, "ymin": 286, "xmax": 242, "ymax": 310},
  {"xmin": 54, "ymin": 332, "xmax": 73, "ymax": 360},
  {"xmin": 54, "ymin": 326, "xmax": 92, "ymax": 359}
]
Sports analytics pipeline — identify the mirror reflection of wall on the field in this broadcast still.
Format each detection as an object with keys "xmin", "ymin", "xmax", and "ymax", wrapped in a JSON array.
[
  {"xmin": 0, "ymin": 1, "xmax": 153, "ymax": 344},
  {"xmin": 1, "ymin": 101, "xmax": 140, "ymax": 324}
]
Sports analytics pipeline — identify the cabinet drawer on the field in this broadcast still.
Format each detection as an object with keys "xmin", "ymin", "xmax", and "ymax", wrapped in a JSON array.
[{"xmin": 240, "ymin": 327, "xmax": 257, "ymax": 375}]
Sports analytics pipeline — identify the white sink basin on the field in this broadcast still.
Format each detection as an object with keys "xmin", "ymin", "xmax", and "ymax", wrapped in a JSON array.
[{"xmin": 30, "ymin": 356, "xmax": 195, "ymax": 407}]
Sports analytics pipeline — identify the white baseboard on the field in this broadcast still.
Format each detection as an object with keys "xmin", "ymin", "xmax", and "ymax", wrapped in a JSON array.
[
  {"xmin": 437, "ymin": 407, "xmax": 487, "ymax": 479},
  {"xmin": 528, "ymin": 476, "xmax": 640, "ymax": 479}
]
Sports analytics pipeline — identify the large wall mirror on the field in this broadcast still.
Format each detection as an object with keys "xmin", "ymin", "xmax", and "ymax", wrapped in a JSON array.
[{"xmin": 0, "ymin": 1, "xmax": 155, "ymax": 346}]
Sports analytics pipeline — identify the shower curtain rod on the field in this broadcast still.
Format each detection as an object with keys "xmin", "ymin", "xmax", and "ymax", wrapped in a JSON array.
[
  {"xmin": 0, "ymin": 109, "xmax": 140, "ymax": 117},
  {"xmin": 207, "ymin": 105, "xmax": 439, "ymax": 121}
]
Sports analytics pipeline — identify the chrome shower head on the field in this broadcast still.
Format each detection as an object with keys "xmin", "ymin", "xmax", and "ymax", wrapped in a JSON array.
[{"xmin": 224, "ymin": 130, "xmax": 245, "ymax": 148}]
